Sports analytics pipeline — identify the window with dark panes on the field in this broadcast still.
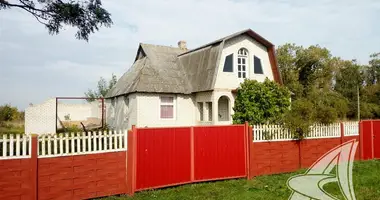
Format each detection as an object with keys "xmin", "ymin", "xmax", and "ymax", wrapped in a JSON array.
[
  {"xmin": 254, "ymin": 56, "xmax": 264, "ymax": 74},
  {"xmin": 223, "ymin": 54, "xmax": 234, "ymax": 72}
]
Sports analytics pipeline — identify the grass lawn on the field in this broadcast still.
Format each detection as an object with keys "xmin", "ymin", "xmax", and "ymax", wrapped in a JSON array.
[{"xmin": 100, "ymin": 160, "xmax": 380, "ymax": 200}]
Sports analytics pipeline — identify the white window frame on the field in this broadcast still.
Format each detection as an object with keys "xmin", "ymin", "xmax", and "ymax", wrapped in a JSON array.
[
  {"xmin": 159, "ymin": 95, "xmax": 176, "ymax": 120},
  {"xmin": 237, "ymin": 48, "xmax": 248, "ymax": 79}
]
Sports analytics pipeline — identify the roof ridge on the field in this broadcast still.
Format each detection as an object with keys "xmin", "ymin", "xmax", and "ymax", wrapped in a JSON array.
[
  {"xmin": 141, "ymin": 43, "xmax": 180, "ymax": 49},
  {"xmin": 178, "ymin": 28, "xmax": 274, "ymax": 57}
]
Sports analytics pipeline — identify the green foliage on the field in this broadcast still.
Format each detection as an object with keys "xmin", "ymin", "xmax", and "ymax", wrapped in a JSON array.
[
  {"xmin": 57, "ymin": 124, "xmax": 82, "ymax": 133},
  {"xmin": 285, "ymin": 90, "xmax": 347, "ymax": 138},
  {"xmin": 277, "ymin": 43, "xmax": 380, "ymax": 134},
  {"xmin": 0, "ymin": 104, "xmax": 21, "ymax": 121},
  {"xmin": 0, "ymin": 121, "xmax": 24, "ymax": 135},
  {"xmin": 85, "ymin": 73, "xmax": 117, "ymax": 101},
  {"xmin": 232, "ymin": 78, "xmax": 291, "ymax": 125},
  {"xmin": 283, "ymin": 98, "xmax": 315, "ymax": 139},
  {"xmin": 0, "ymin": 0, "xmax": 112, "ymax": 41},
  {"xmin": 64, "ymin": 114, "xmax": 71, "ymax": 121},
  {"xmin": 366, "ymin": 53, "xmax": 380, "ymax": 85},
  {"xmin": 276, "ymin": 43, "xmax": 333, "ymax": 98},
  {"xmin": 309, "ymin": 89, "xmax": 349, "ymax": 123}
]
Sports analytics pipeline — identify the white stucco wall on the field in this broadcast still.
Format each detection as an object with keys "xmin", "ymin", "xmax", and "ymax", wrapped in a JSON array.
[
  {"xmin": 106, "ymin": 91, "xmax": 236, "ymax": 129},
  {"xmin": 136, "ymin": 93, "xmax": 196, "ymax": 127},
  {"xmin": 214, "ymin": 35, "xmax": 274, "ymax": 89},
  {"xmin": 25, "ymin": 98, "xmax": 56, "ymax": 134},
  {"xmin": 105, "ymin": 93, "xmax": 137, "ymax": 130}
]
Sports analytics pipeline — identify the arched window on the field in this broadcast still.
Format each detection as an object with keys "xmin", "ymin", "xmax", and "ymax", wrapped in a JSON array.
[{"xmin": 237, "ymin": 48, "xmax": 248, "ymax": 78}]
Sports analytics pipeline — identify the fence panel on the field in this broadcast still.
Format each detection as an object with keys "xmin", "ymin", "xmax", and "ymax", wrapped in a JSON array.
[
  {"xmin": 193, "ymin": 125, "xmax": 246, "ymax": 181},
  {"xmin": 253, "ymin": 123, "xmax": 345, "ymax": 142},
  {"xmin": 253, "ymin": 124, "xmax": 293, "ymax": 142},
  {"xmin": 362, "ymin": 121, "xmax": 374, "ymax": 160},
  {"xmin": 308, "ymin": 123, "xmax": 340, "ymax": 138},
  {"xmin": 373, "ymin": 121, "xmax": 380, "ymax": 159},
  {"xmin": 0, "ymin": 134, "xmax": 31, "ymax": 160},
  {"xmin": 343, "ymin": 121, "xmax": 359, "ymax": 136},
  {"xmin": 38, "ymin": 130, "xmax": 127, "ymax": 158},
  {"xmin": 135, "ymin": 127, "xmax": 192, "ymax": 191}
]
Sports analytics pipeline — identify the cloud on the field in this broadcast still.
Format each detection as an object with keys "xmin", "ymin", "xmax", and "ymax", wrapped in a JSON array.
[{"xmin": 0, "ymin": 0, "xmax": 379, "ymax": 109}]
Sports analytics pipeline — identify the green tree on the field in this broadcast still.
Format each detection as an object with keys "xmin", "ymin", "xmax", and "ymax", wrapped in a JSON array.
[
  {"xmin": 0, "ymin": 0, "xmax": 112, "ymax": 41},
  {"xmin": 334, "ymin": 59, "xmax": 364, "ymax": 119},
  {"xmin": 0, "ymin": 104, "xmax": 20, "ymax": 121},
  {"xmin": 283, "ymin": 90, "xmax": 349, "ymax": 139},
  {"xmin": 283, "ymin": 98, "xmax": 315, "ymax": 139},
  {"xmin": 276, "ymin": 44, "xmax": 334, "ymax": 99},
  {"xmin": 366, "ymin": 53, "xmax": 380, "ymax": 85},
  {"xmin": 276, "ymin": 43, "xmax": 304, "ymax": 97},
  {"xmin": 85, "ymin": 73, "xmax": 117, "ymax": 101},
  {"xmin": 232, "ymin": 78, "xmax": 291, "ymax": 125}
]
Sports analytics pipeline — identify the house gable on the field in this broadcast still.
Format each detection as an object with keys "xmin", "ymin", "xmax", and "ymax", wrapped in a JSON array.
[
  {"xmin": 107, "ymin": 29, "xmax": 282, "ymax": 99},
  {"xmin": 214, "ymin": 34, "xmax": 275, "ymax": 89}
]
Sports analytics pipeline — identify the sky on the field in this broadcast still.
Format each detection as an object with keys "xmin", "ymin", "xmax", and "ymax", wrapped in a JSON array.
[{"xmin": 0, "ymin": 0, "xmax": 379, "ymax": 110}]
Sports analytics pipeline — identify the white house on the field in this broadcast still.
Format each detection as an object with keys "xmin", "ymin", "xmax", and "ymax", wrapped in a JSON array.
[{"xmin": 105, "ymin": 29, "xmax": 282, "ymax": 130}]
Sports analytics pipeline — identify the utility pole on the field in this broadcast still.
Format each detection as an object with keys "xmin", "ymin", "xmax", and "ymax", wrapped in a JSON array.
[{"xmin": 357, "ymin": 85, "xmax": 360, "ymax": 121}]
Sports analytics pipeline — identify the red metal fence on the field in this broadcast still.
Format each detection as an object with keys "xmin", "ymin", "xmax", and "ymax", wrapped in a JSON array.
[
  {"xmin": 361, "ymin": 120, "xmax": 380, "ymax": 159},
  {"xmin": 2, "ymin": 120, "xmax": 380, "ymax": 199},
  {"xmin": 128, "ymin": 125, "xmax": 248, "ymax": 192},
  {"xmin": 193, "ymin": 126, "xmax": 247, "ymax": 181}
]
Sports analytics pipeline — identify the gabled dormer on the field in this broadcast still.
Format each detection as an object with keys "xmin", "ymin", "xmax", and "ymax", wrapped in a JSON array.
[{"xmin": 214, "ymin": 30, "xmax": 281, "ymax": 89}]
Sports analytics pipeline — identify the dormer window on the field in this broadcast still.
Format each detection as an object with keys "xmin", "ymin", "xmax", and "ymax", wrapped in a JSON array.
[{"xmin": 237, "ymin": 48, "xmax": 248, "ymax": 78}]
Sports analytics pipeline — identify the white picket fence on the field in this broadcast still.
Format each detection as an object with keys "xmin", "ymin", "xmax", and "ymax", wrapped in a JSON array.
[
  {"xmin": 253, "ymin": 122, "xmax": 359, "ymax": 142},
  {"xmin": 343, "ymin": 121, "xmax": 359, "ymax": 136},
  {"xmin": 308, "ymin": 123, "xmax": 341, "ymax": 139},
  {"xmin": 38, "ymin": 130, "xmax": 128, "ymax": 158},
  {"xmin": 0, "ymin": 134, "xmax": 31, "ymax": 160},
  {"xmin": 253, "ymin": 124, "xmax": 292, "ymax": 141},
  {"xmin": 0, "ymin": 130, "xmax": 128, "ymax": 159}
]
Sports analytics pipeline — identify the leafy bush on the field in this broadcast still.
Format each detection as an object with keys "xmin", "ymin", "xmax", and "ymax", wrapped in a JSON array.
[
  {"xmin": 283, "ymin": 98, "xmax": 315, "ymax": 139},
  {"xmin": 232, "ymin": 78, "xmax": 291, "ymax": 125},
  {"xmin": 0, "ymin": 104, "xmax": 20, "ymax": 121}
]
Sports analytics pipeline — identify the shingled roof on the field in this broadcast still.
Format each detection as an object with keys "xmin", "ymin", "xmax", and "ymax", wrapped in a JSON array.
[{"xmin": 106, "ymin": 29, "xmax": 282, "ymax": 98}]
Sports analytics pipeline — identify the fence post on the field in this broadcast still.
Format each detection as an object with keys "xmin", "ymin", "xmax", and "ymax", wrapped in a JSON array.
[
  {"xmin": 126, "ymin": 126, "xmax": 137, "ymax": 196},
  {"xmin": 371, "ymin": 121, "xmax": 374, "ymax": 159},
  {"xmin": 359, "ymin": 121, "xmax": 363, "ymax": 160},
  {"xmin": 246, "ymin": 123, "xmax": 252, "ymax": 180},
  {"xmin": 340, "ymin": 122, "xmax": 344, "ymax": 144},
  {"xmin": 31, "ymin": 134, "xmax": 38, "ymax": 200},
  {"xmin": 298, "ymin": 140, "xmax": 302, "ymax": 169},
  {"xmin": 190, "ymin": 126, "xmax": 195, "ymax": 182}
]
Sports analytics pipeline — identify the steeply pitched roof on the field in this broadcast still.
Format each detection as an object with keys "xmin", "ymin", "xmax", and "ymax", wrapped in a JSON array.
[
  {"xmin": 179, "ymin": 29, "xmax": 273, "ymax": 56},
  {"xmin": 178, "ymin": 43, "xmax": 223, "ymax": 92},
  {"xmin": 106, "ymin": 29, "xmax": 282, "ymax": 98},
  {"xmin": 106, "ymin": 44, "xmax": 189, "ymax": 98}
]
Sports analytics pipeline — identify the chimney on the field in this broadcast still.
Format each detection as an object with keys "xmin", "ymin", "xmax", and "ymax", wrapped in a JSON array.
[{"xmin": 178, "ymin": 40, "xmax": 187, "ymax": 50}]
